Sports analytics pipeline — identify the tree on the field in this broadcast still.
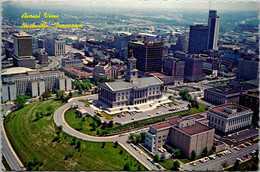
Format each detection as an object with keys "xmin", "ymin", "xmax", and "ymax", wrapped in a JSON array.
[
  {"xmin": 75, "ymin": 140, "xmax": 81, "ymax": 149},
  {"xmin": 102, "ymin": 142, "xmax": 106, "ymax": 148},
  {"xmin": 102, "ymin": 121, "xmax": 108, "ymax": 129},
  {"xmin": 191, "ymin": 150, "xmax": 196, "ymax": 160},
  {"xmin": 33, "ymin": 156, "xmax": 41, "ymax": 166},
  {"xmin": 69, "ymin": 92, "xmax": 73, "ymax": 98},
  {"xmin": 93, "ymin": 115, "xmax": 101, "ymax": 126},
  {"xmin": 173, "ymin": 160, "xmax": 180, "ymax": 170},
  {"xmin": 56, "ymin": 90, "xmax": 66, "ymax": 99},
  {"xmin": 187, "ymin": 104, "xmax": 191, "ymax": 110},
  {"xmin": 90, "ymin": 121, "xmax": 97, "ymax": 131},
  {"xmin": 42, "ymin": 91, "xmax": 52, "ymax": 100},
  {"xmin": 14, "ymin": 95, "xmax": 26, "ymax": 109},
  {"xmin": 221, "ymin": 161, "xmax": 228, "ymax": 168},
  {"xmin": 154, "ymin": 154, "xmax": 160, "ymax": 162},
  {"xmin": 173, "ymin": 148, "xmax": 181, "ymax": 158},
  {"xmin": 194, "ymin": 100, "xmax": 199, "ymax": 109},
  {"xmin": 234, "ymin": 159, "xmax": 240, "ymax": 170},
  {"xmin": 202, "ymin": 147, "xmax": 209, "ymax": 156},
  {"xmin": 123, "ymin": 162, "xmax": 132, "ymax": 171},
  {"xmin": 108, "ymin": 120, "xmax": 114, "ymax": 128},
  {"xmin": 35, "ymin": 112, "xmax": 42, "ymax": 120},
  {"xmin": 114, "ymin": 141, "xmax": 119, "ymax": 148}
]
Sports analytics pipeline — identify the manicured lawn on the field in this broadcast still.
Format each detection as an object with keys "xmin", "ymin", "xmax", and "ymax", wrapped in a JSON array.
[
  {"xmin": 64, "ymin": 108, "xmax": 119, "ymax": 136},
  {"xmin": 189, "ymin": 103, "xmax": 207, "ymax": 114},
  {"xmin": 78, "ymin": 100, "xmax": 91, "ymax": 106},
  {"xmin": 159, "ymin": 159, "xmax": 175, "ymax": 170},
  {"xmin": 179, "ymin": 158, "xmax": 191, "ymax": 163},
  {"xmin": 4, "ymin": 99, "xmax": 146, "ymax": 171},
  {"xmin": 71, "ymin": 94, "xmax": 86, "ymax": 98}
]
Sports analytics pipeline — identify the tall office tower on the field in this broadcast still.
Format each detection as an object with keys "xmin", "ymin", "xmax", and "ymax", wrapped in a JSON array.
[
  {"xmin": 13, "ymin": 33, "xmax": 36, "ymax": 68},
  {"xmin": 176, "ymin": 35, "xmax": 189, "ymax": 52},
  {"xmin": 237, "ymin": 59, "xmax": 259, "ymax": 80},
  {"xmin": 207, "ymin": 10, "xmax": 220, "ymax": 50},
  {"xmin": 114, "ymin": 32, "xmax": 131, "ymax": 62},
  {"xmin": 188, "ymin": 25, "xmax": 209, "ymax": 54},
  {"xmin": 128, "ymin": 41, "xmax": 163, "ymax": 73},
  {"xmin": 45, "ymin": 37, "xmax": 66, "ymax": 56}
]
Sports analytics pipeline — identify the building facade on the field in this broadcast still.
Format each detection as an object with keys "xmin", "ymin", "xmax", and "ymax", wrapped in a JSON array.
[
  {"xmin": 34, "ymin": 50, "xmax": 48, "ymax": 64},
  {"xmin": 163, "ymin": 57, "xmax": 185, "ymax": 85},
  {"xmin": 1, "ymin": 68, "xmax": 72, "ymax": 102},
  {"xmin": 204, "ymin": 83, "xmax": 258, "ymax": 105},
  {"xmin": 188, "ymin": 25, "xmax": 209, "ymax": 54},
  {"xmin": 61, "ymin": 58, "xmax": 83, "ymax": 67},
  {"xmin": 207, "ymin": 10, "xmax": 220, "ymax": 50},
  {"xmin": 13, "ymin": 33, "xmax": 36, "ymax": 68},
  {"xmin": 145, "ymin": 114, "xmax": 214, "ymax": 158},
  {"xmin": 183, "ymin": 57, "xmax": 204, "ymax": 82},
  {"xmin": 98, "ymin": 54, "xmax": 164, "ymax": 108},
  {"xmin": 237, "ymin": 59, "xmax": 258, "ymax": 81},
  {"xmin": 239, "ymin": 90, "xmax": 259, "ymax": 126},
  {"xmin": 114, "ymin": 32, "xmax": 131, "ymax": 62},
  {"xmin": 128, "ymin": 41, "xmax": 163, "ymax": 73},
  {"xmin": 207, "ymin": 104, "xmax": 253, "ymax": 134},
  {"xmin": 45, "ymin": 38, "xmax": 66, "ymax": 56}
]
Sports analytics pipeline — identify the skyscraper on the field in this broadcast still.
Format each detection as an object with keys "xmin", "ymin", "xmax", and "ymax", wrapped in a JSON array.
[
  {"xmin": 188, "ymin": 25, "xmax": 209, "ymax": 54},
  {"xmin": 13, "ymin": 33, "xmax": 36, "ymax": 68},
  {"xmin": 128, "ymin": 41, "xmax": 163, "ymax": 73},
  {"xmin": 207, "ymin": 10, "xmax": 220, "ymax": 50}
]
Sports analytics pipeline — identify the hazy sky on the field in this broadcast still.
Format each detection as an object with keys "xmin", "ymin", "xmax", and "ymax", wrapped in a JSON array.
[{"xmin": 4, "ymin": 0, "xmax": 259, "ymax": 11}]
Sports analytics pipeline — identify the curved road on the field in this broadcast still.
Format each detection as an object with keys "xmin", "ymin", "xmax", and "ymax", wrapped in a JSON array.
[{"xmin": 54, "ymin": 95, "xmax": 161, "ymax": 171}]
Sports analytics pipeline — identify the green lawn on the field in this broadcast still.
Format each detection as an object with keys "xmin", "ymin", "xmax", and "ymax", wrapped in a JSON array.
[
  {"xmin": 179, "ymin": 158, "xmax": 191, "ymax": 163},
  {"xmin": 78, "ymin": 100, "xmax": 91, "ymax": 106},
  {"xmin": 4, "ymin": 99, "xmax": 146, "ymax": 171},
  {"xmin": 64, "ymin": 108, "xmax": 119, "ymax": 136},
  {"xmin": 71, "ymin": 94, "xmax": 86, "ymax": 98},
  {"xmin": 159, "ymin": 159, "xmax": 175, "ymax": 170},
  {"xmin": 189, "ymin": 103, "xmax": 207, "ymax": 114}
]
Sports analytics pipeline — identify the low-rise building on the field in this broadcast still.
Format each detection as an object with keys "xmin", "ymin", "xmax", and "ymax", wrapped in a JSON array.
[
  {"xmin": 204, "ymin": 83, "xmax": 257, "ymax": 105},
  {"xmin": 145, "ymin": 114, "xmax": 214, "ymax": 158},
  {"xmin": 207, "ymin": 104, "xmax": 253, "ymax": 135},
  {"xmin": 61, "ymin": 58, "xmax": 83, "ymax": 67}
]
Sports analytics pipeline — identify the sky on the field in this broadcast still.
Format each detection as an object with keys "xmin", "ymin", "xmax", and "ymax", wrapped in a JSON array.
[{"xmin": 3, "ymin": 0, "xmax": 259, "ymax": 12}]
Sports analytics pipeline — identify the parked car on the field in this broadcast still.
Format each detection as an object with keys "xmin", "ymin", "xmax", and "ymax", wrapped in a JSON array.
[
  {"xmin": 190, "ymin": 162, "xmax": 196, "ymax": 166},
  {"xmin": 209, "ymin": 156, "xmax": 216, "ymax": 160}
]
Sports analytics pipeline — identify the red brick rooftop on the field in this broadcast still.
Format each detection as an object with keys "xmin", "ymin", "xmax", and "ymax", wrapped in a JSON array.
[
  {"xmin": 166, "ymin": 114, "xmax": 204, "ymax": 125},
  {"xmin": 178, "ymin": 122, "xmax": 213, "ymax": 135},
  {"xmin": 152, "ymin": 121, "xmax": 172, "ymax": 130},
  {"xmin": 212, "ymin": 104, "xmax": 248, "ymax": 115}
]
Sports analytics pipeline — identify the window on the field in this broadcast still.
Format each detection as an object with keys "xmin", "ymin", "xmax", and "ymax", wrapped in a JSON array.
[{"xmin": 158, "ymin": 140, "xmax": 161, "ymax": 143}]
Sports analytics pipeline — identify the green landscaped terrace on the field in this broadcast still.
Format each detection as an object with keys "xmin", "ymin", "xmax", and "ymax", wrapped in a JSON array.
[{"xmin": 4, "ymin": 99, "xmax": 146, "ymax": 171}]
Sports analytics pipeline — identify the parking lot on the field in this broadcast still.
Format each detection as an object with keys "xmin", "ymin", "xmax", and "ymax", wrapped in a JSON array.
[
  {"xmin": 112, "ymin": 100, "xmax": 189, "ymax": 125},
  {"xmin": 182, "ymin": 142, "xmax": 259, "ymax": 171}
]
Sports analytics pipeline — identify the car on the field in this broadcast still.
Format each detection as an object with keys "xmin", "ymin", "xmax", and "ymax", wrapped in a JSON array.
[
  {"xmin": 151, "ymin": 161, "xmax": 156, "ymax": 165},
  {"xmin": 156, "ymin": 164, "xmax": 161, "ymax": 169},
  {"xmin": 147, "ymin": 114, "xmax": 152, "ymax": 116},
  {"xmin": 131, "ymin": 144, "xmax": 135, "ymax": 148},
  {"xmin": 216, "ymin": 153, "xmax": 222, "ymax": 157},
  {"xmin": 139, "ymin": 151, "xmax": 143, "ymax": 154},
  {"xmin": 241, "ymin": 144, "xmax": 247, "ymax": 148},
  {"xmin": 169, "ymin": 109, "xmax": 174, "ymax": 111},
  {"xmin": 236, "ymin": 158, "xmax": 243, "ymax": 163},
  {"xmin": 204, "ymin": 157, "xmax": 210, "ymax": 162},
  {"xmin": 131, "ymin": 118, "xmax": 135, "ymax": 120},
  {"xmin": 209, "ymin": 156, "xmax": 215, "ymax": 160},
  {"xmin": 190, "ymin": 162, "xmax": 196, "ymax": 166},
  {"xmin": 199, "ymin": 159, "xmax": 204, "ymax": 163}
]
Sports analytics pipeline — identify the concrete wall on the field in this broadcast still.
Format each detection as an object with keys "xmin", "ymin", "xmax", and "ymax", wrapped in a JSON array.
[{"xmin": 2, "ymin": 84, "xmax": 16, "ymax": 103}]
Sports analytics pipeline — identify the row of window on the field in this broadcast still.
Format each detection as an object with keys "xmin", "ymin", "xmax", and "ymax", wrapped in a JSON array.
[{"xmin": 228, "ymin": 116, "xmax": 250, "ymax": 126}]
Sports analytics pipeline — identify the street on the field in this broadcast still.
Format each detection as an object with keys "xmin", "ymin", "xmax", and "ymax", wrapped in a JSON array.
[{"xmin": 182, "ymin": 143, "xmax": 259, "ymax": 171}]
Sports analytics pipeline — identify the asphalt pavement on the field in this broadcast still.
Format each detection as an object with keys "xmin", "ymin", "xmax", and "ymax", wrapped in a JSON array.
[{"xmin": 182, "ymin": 143, "xmax": 259, "ymax": 171}]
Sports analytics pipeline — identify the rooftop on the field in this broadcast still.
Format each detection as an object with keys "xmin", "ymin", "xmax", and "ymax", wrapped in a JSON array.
[
  {"xmin": 212, "ymin": 104, "xmax": 249, "ymax": 115},
  {"xmin": 2, "ymin": 67, "xmax": 35, "ymax": 75},
  {"xmin": 177, "ymin": 122, "xmax": 212, "ymax": 135},
  {"xmin": 104, "ymin": 76, "xmax": 163, "ymax": 91},
  {"xmin": 152, "ymin": 121, "xmax": 172, "ymax": 130}
]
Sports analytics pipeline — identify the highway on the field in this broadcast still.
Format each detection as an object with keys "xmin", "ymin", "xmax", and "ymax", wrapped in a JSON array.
[
  {"xmin": 53, "ymin": 95, "xmax": 162, "ymax": 170},
  {"xmin": 1, "ymin": 120, "xmax": 25, "ymax": 171}
]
